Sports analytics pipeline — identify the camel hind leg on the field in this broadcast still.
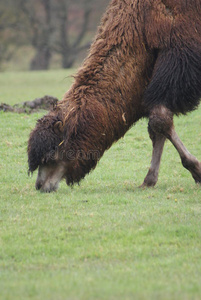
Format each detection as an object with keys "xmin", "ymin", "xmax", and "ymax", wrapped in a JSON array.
[{"xmin": 141, "ymin": 105, "xmax": 201, "ymax": 187}]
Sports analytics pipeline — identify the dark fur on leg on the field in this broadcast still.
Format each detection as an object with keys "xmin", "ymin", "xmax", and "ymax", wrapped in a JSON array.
[{"xmin": 144, "ymin": 46, "xmax": 201, "ymax": 115}]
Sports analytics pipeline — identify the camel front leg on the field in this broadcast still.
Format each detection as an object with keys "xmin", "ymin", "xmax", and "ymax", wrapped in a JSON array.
[
  {"xmin": 146, "ymin": 105, "xmax": 201, "ymax": 185},
  {"xmin": 169, "ymin": 129, "xmax": 201, "ymax": 184},
  {"xmin": 140, "ymin": 126, "xmax": 166, "ymax": 187}
]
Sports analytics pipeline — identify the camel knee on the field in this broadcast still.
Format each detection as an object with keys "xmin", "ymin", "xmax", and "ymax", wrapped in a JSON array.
[
  {"xmin": 181, "ymin": 155, "xmax": 199, "ymax": 171},
  {"xmin": 148, "ymin": 106, "xmax": 173, "ymax": 138}
]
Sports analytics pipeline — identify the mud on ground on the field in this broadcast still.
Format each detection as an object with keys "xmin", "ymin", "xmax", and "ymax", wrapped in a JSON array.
[{"xmin": 0, "ymin": 95, "xmax": 59, "ymax": 114}]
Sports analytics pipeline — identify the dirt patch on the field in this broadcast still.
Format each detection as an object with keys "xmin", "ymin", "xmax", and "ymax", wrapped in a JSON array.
[{"xmin": 0, "ymin": 95, "xmax": 59, "ymax": 114}]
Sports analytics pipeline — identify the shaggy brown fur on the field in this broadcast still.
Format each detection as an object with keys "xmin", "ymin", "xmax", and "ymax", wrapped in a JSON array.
[{"xmin": 28, "ymin": 0, "xmax": 201, "ymax": 192}]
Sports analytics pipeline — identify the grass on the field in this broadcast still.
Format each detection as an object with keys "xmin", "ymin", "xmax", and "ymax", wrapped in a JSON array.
[
  {"xmin": 0, "ymin": 70, "xmax": 201, "ymax": 300},
  {"xmin": 0, "ymin": 69, "xmax": 75, "ymax": 105}
]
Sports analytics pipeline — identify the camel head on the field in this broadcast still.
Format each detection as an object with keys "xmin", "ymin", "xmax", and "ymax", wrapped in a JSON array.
[{"xmin": 28, "ymin": 114, "xmax": 67, "ymax": 192}]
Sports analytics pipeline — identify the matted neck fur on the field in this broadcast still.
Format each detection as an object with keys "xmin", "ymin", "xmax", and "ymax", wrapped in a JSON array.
[{"xmin": 28, "ymin": 0, "xmax": 201, "ymax": 192}]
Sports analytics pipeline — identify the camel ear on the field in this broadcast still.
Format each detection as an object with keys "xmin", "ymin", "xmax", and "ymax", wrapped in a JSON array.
[{"xmin": 54, "ymin": 121, "xmax": 64, "ymax": 134}]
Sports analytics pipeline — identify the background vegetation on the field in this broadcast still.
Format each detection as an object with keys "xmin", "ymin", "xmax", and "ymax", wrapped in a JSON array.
[
  {"xmin": 0, "ymin": 70, "xmax": 201, "ymax": 299},
  {"xmin": 0, "ymin": 0, "xmax": 109, "ymax": 71}
]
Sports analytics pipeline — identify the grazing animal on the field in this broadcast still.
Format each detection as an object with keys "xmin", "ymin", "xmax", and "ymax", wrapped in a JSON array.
[{"xmin": 28, "ymin": 0, "xmax": 201, "ymax": 192}]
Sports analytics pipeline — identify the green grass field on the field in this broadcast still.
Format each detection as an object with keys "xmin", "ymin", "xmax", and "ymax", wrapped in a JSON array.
[{"xmin": 0, "ymin": 70, "xmax": 201, "ymax": 300}]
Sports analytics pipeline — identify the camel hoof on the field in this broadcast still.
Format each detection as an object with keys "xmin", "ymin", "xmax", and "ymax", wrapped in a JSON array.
[{"xmin": 139, "ymin": 181, "xmax": 156, "ymax": 188}]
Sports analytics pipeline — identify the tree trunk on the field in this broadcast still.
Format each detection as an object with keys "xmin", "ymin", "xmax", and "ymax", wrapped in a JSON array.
[
  {"xmin": 30, "ymin": 46, "xmax": 52, "ymax": 70},
  {"xmin": 54, "ymin": 0, "xmax": 92, "ymax": 69},
  {"xmin": 21, "ymin": 0, "xmax": 53, "ymax": 70}
]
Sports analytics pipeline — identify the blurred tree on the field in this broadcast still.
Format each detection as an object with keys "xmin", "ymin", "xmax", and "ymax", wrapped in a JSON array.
[
  {"xmin": 20, "ymin": 0, "xmax": 53, "ymax": 70},
  {"xmin": 0, "ymin": 0, "xmax": 110, "ymax": 70},
  {"xmin": 0, "ymin": 0, "xmax": 25, "ymax": 70},
  {"xmin": 53, "ymin": 0, "xmax": 93, "ymax": 68}
]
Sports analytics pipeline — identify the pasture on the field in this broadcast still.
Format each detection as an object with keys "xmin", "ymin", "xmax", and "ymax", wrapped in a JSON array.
[{"xmin": 0, "ymin": 70, "xmax": 201, "ymax": 300}]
